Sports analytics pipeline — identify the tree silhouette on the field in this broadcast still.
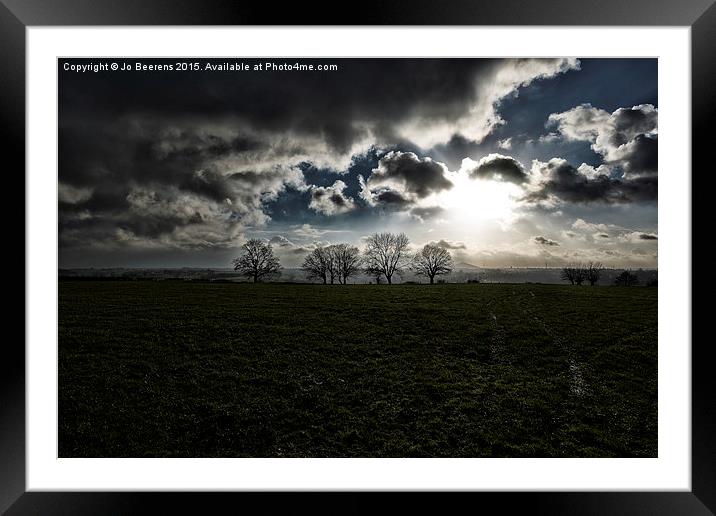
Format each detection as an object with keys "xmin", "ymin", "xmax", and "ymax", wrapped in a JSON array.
[
  {"xmin": 325, "ymin": 246, "xmax": 339, "ymax": 284},
  {"xmin": 365, "ymin": 264, "xmax": 384, "ymax": 284},
  {"xmin": 302, "ymin": 244, "xmax": 362, "ymax": 284},
  {"xmin": 574, "ymin": 265, "xmax": 586, "ymax": 285},
  {"xmin": 561, "ymin": 264, "xmax": 587, "ymax": 285},
  {"xmin": 614, "ymin": 270, "xmax": 639, "ymax": 286},
  {"xmin": 233, "ymin": 239, "xmax": 280, "ymax": 283},
  {"xmin": 330, "ymin": 244, "xmax": 362, "ymax": 284},
  {"xmin": 411, "ymin": 244, "xmax": 453, "ymax": 284},
  {"xmin": 363, "ymin": 232, "xmax": 411, "ymax": 285},
  {"xmin": 301, "ymin": 247, "xmax": 331, "ymax": 284},
  {"xmin": 586, "ymin": 261, "xmax": 604, "ymax": 286},
  {"xmin": 560, "ymin": 266, "xmax": 577, "ymax": 285}
]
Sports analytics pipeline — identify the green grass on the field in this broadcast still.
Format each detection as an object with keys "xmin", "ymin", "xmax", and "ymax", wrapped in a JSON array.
[{"xmin": 58, "ymin": 280, "xmax": 657, "ymax": 457}]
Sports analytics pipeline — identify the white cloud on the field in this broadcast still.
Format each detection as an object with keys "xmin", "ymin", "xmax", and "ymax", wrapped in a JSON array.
[
  {"xmin": 497, "ymin": 137, "xmax": 512, "ymax": 150},
  {"xmin": 572, "ymin": 218, "xmax": 610, "ymax": 233},
  {"xmin": 308, "ymin": 180, "xmax": 356, "ymax": 216},
  {"xmin": 546, "ymin": 103, "xmax": 658, "ymax": 178}
]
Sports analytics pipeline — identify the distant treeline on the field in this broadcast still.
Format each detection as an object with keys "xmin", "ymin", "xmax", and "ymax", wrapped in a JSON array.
[
  {"xmin": 228, "ymin": 233, "xmax": 656, "ymax": 287},
  {"xmin": 57, "ymin": 272, "xmax": 659, "ymax": 286},
  {"xmin": 59, "ymin": 231, "xmax": 657, "ymax": 286}
]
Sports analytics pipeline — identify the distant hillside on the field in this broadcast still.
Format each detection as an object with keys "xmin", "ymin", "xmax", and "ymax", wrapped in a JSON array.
[{"xmin": 454, "ymin": 262, "xmax": 482, "ymax": 270}]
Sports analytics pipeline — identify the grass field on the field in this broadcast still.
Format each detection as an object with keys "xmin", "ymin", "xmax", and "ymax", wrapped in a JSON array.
[{"xmin": 58, "ymin": 280, "xmax": 657, "ymax": 457}]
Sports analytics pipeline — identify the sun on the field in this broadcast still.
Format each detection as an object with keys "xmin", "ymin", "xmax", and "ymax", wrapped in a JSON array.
[{"xmin": 436, "ymin": 173, "xmax": 522, "ymax": 226}]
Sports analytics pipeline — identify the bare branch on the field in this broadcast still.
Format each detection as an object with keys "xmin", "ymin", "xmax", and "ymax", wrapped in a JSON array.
[
  {"xmin": 301, "ymin": 247, "xmax": 331, "ymax": 284},
  {"xmin": 411, "ymin": 244, "xmax": 453, "ymax": 284},
  {"xmin": 232, "ymin": 239, "xmax": 281, "ymax": 283},
  {"xmin": 363, "ymin": 232, "xmax": 411, "ymax": 284},
  {"xmin": 614, "ymin": 269, "xmax": 639, "ymax": 286},
  {"xmin": 585, "ymin": 261, "xmax": 604, "ymax": 286}
]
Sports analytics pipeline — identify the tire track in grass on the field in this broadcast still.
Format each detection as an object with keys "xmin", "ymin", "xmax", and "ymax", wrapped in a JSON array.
[
  {"xmin": 513, "ymin": 289, "xmax": 588, "ymax": 398},
  {"xmin": 485, "ymin": 297, "xmax": 509, "ymax": 366},
  {"xmin": 488, "ymin": 311, "xmax": 509, "ymax": 365},
  {"xmin": 500, "ymin": 288, "xmax": 589, "ymax": 454}
]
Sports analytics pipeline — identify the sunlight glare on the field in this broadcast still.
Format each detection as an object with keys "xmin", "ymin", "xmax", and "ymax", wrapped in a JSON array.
[{"xmin": 437, "ymin": 174, "xmax": 521, "ymax": 226}]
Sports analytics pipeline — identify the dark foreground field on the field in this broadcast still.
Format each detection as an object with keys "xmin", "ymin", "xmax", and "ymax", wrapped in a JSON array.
[{"xmin": 59, "ymin": 281, "xmax": 657, "ymax": 457}]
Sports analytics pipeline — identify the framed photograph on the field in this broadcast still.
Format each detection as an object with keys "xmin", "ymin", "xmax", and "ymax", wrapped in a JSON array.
[{"xmin": 4, "ymin": 0, "xmax": 713, "ymax": 513}]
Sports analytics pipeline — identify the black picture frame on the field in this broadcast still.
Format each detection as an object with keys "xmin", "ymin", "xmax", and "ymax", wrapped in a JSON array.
[{"xmin": 3, "ymin": 1, "xmax": 713, "ymax": 514}]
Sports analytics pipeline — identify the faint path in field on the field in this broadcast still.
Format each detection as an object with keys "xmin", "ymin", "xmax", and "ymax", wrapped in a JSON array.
[
  {"xmin": 484, "ymin": 297, "xmax": 508, "ymax": 365},
  {"xmin": 488, "ymin": 310, "xmax": 509, "ymax": 365},
  {"xmin": 483, "ymin": 289, "xmax": 587, "ymax": 398},
  {"xmin": 510, "ymin": 289, "xmax": 588, "ymax": 398}
]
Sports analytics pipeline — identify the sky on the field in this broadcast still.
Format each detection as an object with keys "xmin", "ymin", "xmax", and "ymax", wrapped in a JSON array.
[{"xmin": 58, "ymin": 58, "xmax": 658, "ymax": 269}]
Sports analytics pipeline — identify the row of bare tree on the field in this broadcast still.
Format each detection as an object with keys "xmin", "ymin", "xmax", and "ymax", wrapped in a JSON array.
[
  {"xmin": 234, "ymin": 237, "xmax": 648, "ymax": 286},
  {"xmin": 233, "ymin": 232, "xmax": 454, "ymax": 284},
  {"xmin": 303, "ymin": 232, "xmax": 454, "ymax": 284},
  {"xmin": 302, "ymin": 243, "xmax": 362, "ymax": 284},
  {"xmin": 563, "ymin": 266, "xmax": 642, "ymax": 286},
  {"xmin": 560, "ymin": 262, "xmax": 605, "ymax": 286}
]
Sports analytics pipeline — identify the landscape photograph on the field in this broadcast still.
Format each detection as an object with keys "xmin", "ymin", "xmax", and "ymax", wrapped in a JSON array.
[{"xmin": 58, "ymin": 57, "xmax": 658, "ymax": 457}]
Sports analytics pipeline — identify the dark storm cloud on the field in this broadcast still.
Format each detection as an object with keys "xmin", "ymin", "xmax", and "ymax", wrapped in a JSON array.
[
  {"xmin": 59, "ymin": 58, "xmax": 581, "ymax": 253},
  {"xmin": 374, "ymin": 190, "xmax": 413, "ymax": 208},
  {"xmin": 534, "ymin": 236, "xmax": 560, "ymax": 246},
  {"xmin": 524, "ymin": 158, "xmax": 657, "ymax": 205},
  {"xmin": 610, "ymin": 105, "xmax": 659, "ymax": 143},
  {"xmin": 57, "ymin": 57, "xmax": 662, "ymax": 271},
  {"xmin": 466, "ymin": 153, "xmax": 528, "ymax": 184},
  {"xmin": 618, "ymin": 175, "xmax": 659, "ymax": 201},
  {"xmin": 59, "ymin": 58, "xmax": 514, "ymax": 191},
  {"xmin": 63, "ymin": 59, "xmax": 492, "ymax": 134},
  {"xmin": 619, "ymin": 134, "xmax": 658, "ymax": 176},
  {"xmin": 370, "ymin": 151, "xmax": 453, "ymax": 198},
  {"xmin": 182, "ymin": 168, "xmax": 238, "ymax": 203},
  {"xmin": 546, "ymin": 103, "xmax": 658, "ymax": 178},
  {"xmin": 359, "ymin": 151, "xmax": 452, "ymax": 209}
]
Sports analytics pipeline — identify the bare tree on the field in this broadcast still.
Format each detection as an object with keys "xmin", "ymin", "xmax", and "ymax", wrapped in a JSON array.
[
  {"xmin": 302, "ymin": 244, "xmax": 362, "ymax": 285},
  {"xmin": 365, "ymin": 264, "xmax": 384, "ymax": 284},
  {"xmin": 330, "ymin": 244, "xmax": 362, "ymax": 284},
  {"xmin": 574, "ymin": 264, "xmax": 586, "ymax": 285},
  {"xmin": 560, "ymin": 266, "xmax": 577, "ymax": 285},
  {"xmin": 363, "ymin": 232, "xmax": 411, "ymax": 284},
  {"xmin": 232, "ymin": 238, "xmax": 281, "ymax": 283},
  {"xmin": 411, "ymin": 244, "xmax": 453, "ymax": 284},
  {"xmin": 561, "ymin": 264, "xmax": 587, "ymax": 285},
  {"xmin": 614, "ymin": 270, "xmax": 639, "ymax": 286},
  {"xmin": 586, "ymin": 261, "xmax": 604, "ymax": 286},
  {"xmin": 301, "ymin": 247, "xmax": 331, "ymax": 284},
  {"xmin": 325, "ymin": 247, "xmax": 339, "ymax": 284}
]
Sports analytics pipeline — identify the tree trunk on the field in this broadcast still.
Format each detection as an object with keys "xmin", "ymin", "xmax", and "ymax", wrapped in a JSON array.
[
  {"xmin": 253, "ymin": 273, "xmax": 258, "ymax": 283},
  {"xmin": 386, "ymin": 274, "xmax": 392, "ymax": 285},
  {"xmin": 429, "ymin": 276, "xmax": 434, "ymax": 284}
]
